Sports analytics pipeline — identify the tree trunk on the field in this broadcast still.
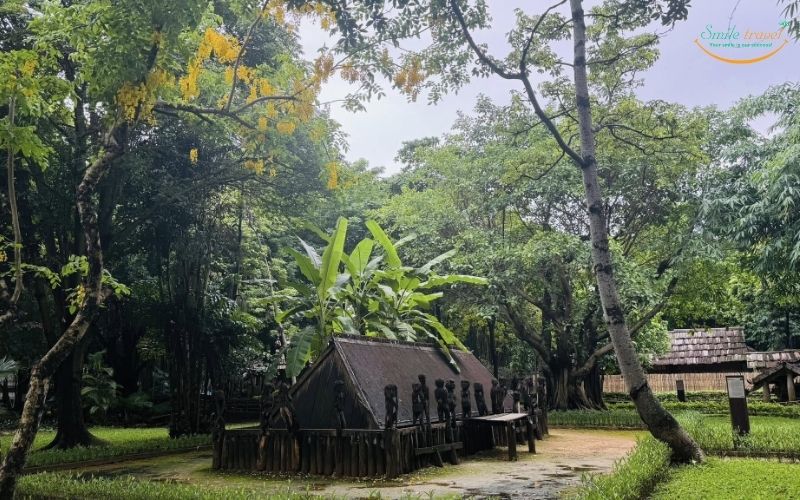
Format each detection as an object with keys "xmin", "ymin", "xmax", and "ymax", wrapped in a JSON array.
[
  {"xmin": 568, "ymin": 0, "xmax": 702, "ymax": 463},
  {"xmin": 0, "ymin": 130, "xmax": 123, "ymax": 499},
  {"xmin": 44, "ymin": 339, "xmax": 101, "ymax": 449}
]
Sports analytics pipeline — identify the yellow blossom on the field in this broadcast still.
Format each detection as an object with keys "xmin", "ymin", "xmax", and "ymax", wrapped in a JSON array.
[
  {"xmin": 244, "ymin": 159, "xmax": 265, "ymax": 175},
  {"xmin": 189, "ymin": 148, "xmax": 198, "ymax": 164},
  {"xmin": 276, "ymin": 121, "xmax": 296, "ymax": 135},
  {"xmin": 325, "ymin": 161, "xmax": 338, "ymax": 189},
  {"xmin": 258, "ymin": 116, "xmax": 268, "ymax": 131}
]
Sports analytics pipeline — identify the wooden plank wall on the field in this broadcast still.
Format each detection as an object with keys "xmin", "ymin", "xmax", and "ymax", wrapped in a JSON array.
[{"xmin": 603, "ymin": 372, "xmax": 751, "ymax": 393}]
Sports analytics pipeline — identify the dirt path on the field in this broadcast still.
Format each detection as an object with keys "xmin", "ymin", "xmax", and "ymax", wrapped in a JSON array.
[{"xmin": 68, "ymin": 429, "xmax": 639, "ymax": 499}]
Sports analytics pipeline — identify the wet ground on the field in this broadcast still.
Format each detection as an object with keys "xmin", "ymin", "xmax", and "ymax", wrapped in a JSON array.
[{"xmin": 67, "ymin": 429, "xmax": 640, "ymax": 499}]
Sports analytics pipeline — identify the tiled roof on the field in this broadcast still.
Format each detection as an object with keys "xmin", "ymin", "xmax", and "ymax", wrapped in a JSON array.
[
  {"xmin": 652, "ymin": 327, "xmax": 748, "ymax": 368},
  {"xmin": 747, "ymin": 350, "xmax": 800, "ymax": 370}
]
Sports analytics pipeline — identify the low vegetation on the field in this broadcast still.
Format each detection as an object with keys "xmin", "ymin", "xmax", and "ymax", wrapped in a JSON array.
[
  {"xmin": 650, "ymin": 458, "xmax": 800, "ymax": 500},
  {"xmin": 0, "ymin": 428, "xmax": 209, "ymax": 469},
  {"xmin": 16, "ymin": 473, "xmax": 326, "ymax": 500},
  {"xmin": 572, "ymin": 437, "xmax": 671, "ymax": 500}
]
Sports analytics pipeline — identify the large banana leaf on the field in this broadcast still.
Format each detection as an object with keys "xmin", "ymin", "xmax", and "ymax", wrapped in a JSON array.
[
  {"xmin": 298, "ymin": 237, "xmax": 322, "ymax": 268},
  {"xmin": 319, "ymin": 217, "xmax": 348, "ymax": 301},
  {"xmin": 346, "ymin": 238, "xmax": 375, "ymax": 278},
  {"xmin": 416, "ymin": 249, "xmax": 456, "ymax": 274},
  {"xmin": 285, "ymin": 325, "xmax": 316, "ymax": 378},
  {"xmin": 288, "ymin": 249, "xmax": 320, "ymax": 285},
  {"xmin": 419, "ymin": 274, "xmax": 489, "ymax": 288},
  {"xmin": 366, "ymin": 220, "xmax": 401, "ymax": 268}
]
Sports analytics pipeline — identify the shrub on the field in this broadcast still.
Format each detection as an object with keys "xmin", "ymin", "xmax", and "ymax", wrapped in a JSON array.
[
  {"xmin": 573, "ymin": 437, "xmax": 671, "ymax": 500},
  {"xmin": 549, "ymin": 409, "xmax": 645, "ymax": 429}
]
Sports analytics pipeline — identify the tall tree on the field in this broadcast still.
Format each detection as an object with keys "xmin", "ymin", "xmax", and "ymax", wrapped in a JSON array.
[{"xmin": 317, "ymin": 0, "xmax": 703, "ymax": 461}]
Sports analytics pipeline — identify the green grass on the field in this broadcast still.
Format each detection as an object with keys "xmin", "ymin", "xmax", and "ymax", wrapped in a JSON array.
[
  {"xmin": 16, "ymin": 473, "xmax": 329, "ymax": 500},
  {"xmin": 0, "ymin": 427, "xmax": 210, "ymax": 468},
  {"xmin": 571, "ymin": 437, "xmax": 671, "ymax": 500},
  {"xmin": 681, "ymin": 412, "xmax": 800, "ymax": 456},
  {"xmin": 650, "ymin": 458, "xmax": 800, "ymax": 500},
  {"xmin": 607, "ymin": 400, "xmax": 800, "ymax": 419}
]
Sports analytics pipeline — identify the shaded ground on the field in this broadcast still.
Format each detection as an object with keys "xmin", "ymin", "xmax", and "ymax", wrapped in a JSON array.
[{"xmin": 68, "ymin": 429, "xmax": 639, "ymax": 499}]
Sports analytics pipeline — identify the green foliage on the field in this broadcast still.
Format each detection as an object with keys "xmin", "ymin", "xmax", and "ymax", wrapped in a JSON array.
[
  {"xmin": 650, "ymin": 457, "xmax": 800, "ymax": 500},
  {"xmin": 549, "ymin": 409, "xmax": 646, "ymax": 429},
  {"xmin": 574, "ymin": 437, "xmax": 671, "ymax": 500},
  {"xmin": 81, "ymin": 351, "xmax": 119, "ymax": 420},
  {"xmin": 280, "ymin": 218, "xmax": 487, "ymax": 376}
]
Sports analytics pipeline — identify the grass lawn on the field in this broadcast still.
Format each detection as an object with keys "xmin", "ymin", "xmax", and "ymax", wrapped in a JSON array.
[
  {"xmin": 651, "ymin": 458, "xmax": 800, "ymax": 500},
  {"xmin": 0, "ymin": 427, "xmax": 210, "ymax": 469}
]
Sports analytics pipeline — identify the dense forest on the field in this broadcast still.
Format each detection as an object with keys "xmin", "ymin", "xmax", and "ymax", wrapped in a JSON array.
[{"xmin": 1, "ymin": 0, "xmax": 800, "ymax": 496}]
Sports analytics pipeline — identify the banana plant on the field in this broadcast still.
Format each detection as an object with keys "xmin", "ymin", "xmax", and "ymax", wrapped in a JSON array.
[
  {"xmin": 279, "ymin": 218, "xmax": 487, "ymax": 376},
  {"xmin": 281, "ymin": 217, "xmax": 349, "ymax": 377}
]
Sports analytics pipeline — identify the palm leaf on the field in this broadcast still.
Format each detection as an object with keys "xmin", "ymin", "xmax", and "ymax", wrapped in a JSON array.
[{"xmin": 319, "ymin": 217, "xmax": 348, "ymax": 301}]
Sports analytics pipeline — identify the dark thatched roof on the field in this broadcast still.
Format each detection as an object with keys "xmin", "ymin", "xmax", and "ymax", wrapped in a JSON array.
[
  {"xmin": 650, "ymin": 327, "xmax": 748, "ymax": 373},
  {"xmin": 747, "ymin": 350, "xmax": 800, "ymax": 371},
  {"xmin": 284, "ymin": 335, "xmax": 499, "ymax": 430},
  {"xmin": 750, "ymin": 362, "xmax": 800, "ymax": 390}
]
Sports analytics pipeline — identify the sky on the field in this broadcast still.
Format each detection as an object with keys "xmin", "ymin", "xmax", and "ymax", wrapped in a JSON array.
[{"xmin": 299, "ymin": 0, "xmax": 800, "ymax": 174}]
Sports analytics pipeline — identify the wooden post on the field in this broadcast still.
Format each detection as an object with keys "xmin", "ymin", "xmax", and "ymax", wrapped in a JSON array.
[
  {"xmin": 525, "ymin": 417, "xmax": 536, "ymax": 453},
  {"xmin": 676, "ymin": 379, "xmax": 686, "ymax": 402},
  {"xmin": 506, "ymin": 422, "xmax": 517, "ymax": 461},
  {"xmin": 788, "ymin": 372, "xmax": 797, "ymax": 402},
  {"xmin": 726, "ymin": 375, "xmax": 750, "ymax": 437},
  {"xmin": 762, "ymin": 382, "xmax": 771, "ymax": 402}
]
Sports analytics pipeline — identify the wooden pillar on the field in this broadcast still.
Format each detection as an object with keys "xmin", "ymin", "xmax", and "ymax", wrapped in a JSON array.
[
  {"xmin": 763, "ymin": 383, "xmax": 771, "ymax": 402},
  {"xmin": 788, "ymin": 372, "xmax": 797, "ymax": 402}
]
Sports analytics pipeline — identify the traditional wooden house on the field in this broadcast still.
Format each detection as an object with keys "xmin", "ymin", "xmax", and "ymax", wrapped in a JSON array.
[
  {"xmin": 211, "ymin": 336, "xmax": 542, "ymax": 477},
  {"xmin": 604, "ymin": 327, "xmax": 750, "ymax": 392},
  {"xmin": 650, "ymin": 327, "xmax": 749, "ymax": 374}
]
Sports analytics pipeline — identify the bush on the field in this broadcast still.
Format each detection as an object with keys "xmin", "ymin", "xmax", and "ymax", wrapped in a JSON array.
[
  {"xmin": 549, "ymin": 409, "xmax": 645, "ymax": 429},
  {"xmin": 572, "ymin": 437, "xmax": 671, "ymax": 500},
  {"xmin": 607, "ymin": 400, "xmax": 800, "ymax": 418}
]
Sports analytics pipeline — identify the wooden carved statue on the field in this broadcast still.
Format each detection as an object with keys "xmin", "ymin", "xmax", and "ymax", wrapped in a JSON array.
[
  {"xmin": 490, "ymin": 379, "xmax": 505, "ymax": 414},
  {"xmin": 445, "ymin": 379, "xmax": 457, "ymax": 428},
  {"xmin": 411, "ymin": 382, "xmax": 424, "ymax": 426},
  {"xmin": 211, "ymin": 390, "xmax": 226, "ymax": 469},
  {"xmin": 522, "ymin": 377, "xmax": 534, "ymax": 412},
  {"xmin": 434, "ymin": 378, "xmax": 448, "ymax": 423},
  {"xmin": 474, "ymin": 382, "xmax": 489, "ymax": 416},
  {"xmin": 334, "ymin": 379, "xmax": 347, "ymax": 430},
  {"xmin": 460, "ymin": 380, "xmax": 471, "ymax": 418},
  {"xmin": 384, "ymin": 384, "xmax": 398, "ymax": 429},
  {"xmin": 277, "ymin": 378, "xmax": 298, "ymax": 433},
  {"xmin": 418, "ymin": 374, "xmax": 431, "ymax": 429},
  {"xmin": 260, "ymin": 383, "xmax": 274, "ymax": 434}
]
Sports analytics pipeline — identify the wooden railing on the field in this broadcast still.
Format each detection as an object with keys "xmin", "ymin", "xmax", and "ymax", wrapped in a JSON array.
[{"xmin": 215, "ymin": 422, "xmax": 496, "ymax": 477}]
